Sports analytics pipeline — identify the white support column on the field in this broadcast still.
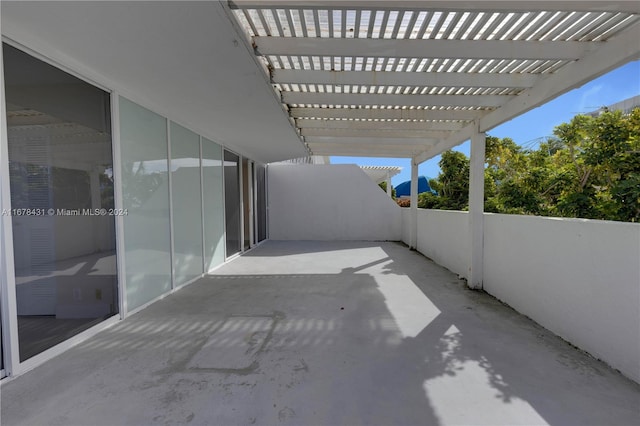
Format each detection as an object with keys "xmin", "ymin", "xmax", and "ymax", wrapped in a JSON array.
[
  {"xmin": 409, "ymin": 158, "xmax": 418, "ymax": 250},
  {"xmin": 468, "ymin": 126, "xmax": 486, "ymax": 290},
  {"xmin": 385, "ymin": 171, "xmax": 392, "ymax": 197}
]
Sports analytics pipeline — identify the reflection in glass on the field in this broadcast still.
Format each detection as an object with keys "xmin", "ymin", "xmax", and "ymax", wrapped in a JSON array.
[
  {"xmin": 256, "ymin": 164, "xmax": 267, "ymax": 242},
  {"xmin": 3, "ymin": 43, "xmax": 118, "ymax": 361},
  {"xmin": 170, "ymin": 123, "xmax": 203, "ymax": 285},
  {"xmin": 202, "ymin": 139, "xmax": 225, "ymax": 272},
  {"xmin": 1, "ymin": 302, "xmax": 3, "ymax": 375},
  {"xmin": 242, "ymin": 158, "xmax": 251, "ymax": 250},
  {"xmin": 224, "ymin": 150, "xmax": 241, "ymax": 257},
  {"xmin": 119, "ymin": 98, "xmax": 171, "ymax": 311}
]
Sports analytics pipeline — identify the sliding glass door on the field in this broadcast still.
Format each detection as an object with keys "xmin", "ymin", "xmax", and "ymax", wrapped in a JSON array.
[
  {"xmin": 3, "ymin": 43, "xmax": 118, "ymax": 361},
  {"xmin": 223, "ymin": 150, "xmax": 241, "ymax": 258},
  {"xmin": 170, "ymin": 123, "xmax": 203, "ymax": 286},
  {"xmin": 202, "ymin": 139, "xmax": 225, "ymax": 272}
]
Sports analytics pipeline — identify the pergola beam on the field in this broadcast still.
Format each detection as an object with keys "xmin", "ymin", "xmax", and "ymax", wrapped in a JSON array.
[
  {"xmin": 301, "ymin": 127, "xmax": 451, "ymax": 139},
  {"xmin": 256, "ymin": 37, "xmax": 591, "ymax": 61},
  {"xmin": 290, "ymin": 107, "xmax": 484, "ymax": 121},
  {"xmin": 307, "ymin": 144, "xmax": 422, "ymax": 158},
  {"xmin": 272, "ymin": 70, "xmax": 540, "ymax": 89},
  {"xmin": 283, "ymin": 92, "xmax": 513, "ymax": 108},
  {"xmin": 231, "ymin": 1, "xmax": 640, "ymax": 14},
  {"xmin": 296, "ymin": 118, "xmax": 465, "ymax": 131},
  {"xmin": 305, "ymin": 136, "xmax": 438, "ymax": 146}
]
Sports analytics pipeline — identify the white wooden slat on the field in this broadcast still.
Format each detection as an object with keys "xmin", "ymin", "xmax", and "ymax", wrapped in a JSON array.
[
  {"xmin": 594, "ymin": 14, "xmax": 640, "ymax": 41},
  {"xmin": 544, "ymin": 12, "xmax": 582, "ymax": 40},
  {"xmin": 416, "ymin": 11, "xmax": 433, "ymax": 39},
  {"xmin": 477, "ymin": 12, "xmax": 506, "ymax": 40},
  {"xmin": 568, "ymin": 12, "xmax": 611, "ymax": 41},
  {"xmin": 256, "ymin": 9, "xmax": 272, "ymax": 36},
  {"xmin": 518, "ymin": 11, "xmax": 553, "ymax": 40},
  {"xmin": 240, "ymin": 9, "xmax": 259, "ymax": 36},
  {"xmin": 354, "ymin": 9, "xmax": 362, "ymax": 38},
  {"xmin": 493, "ymin": 13, "xmax": 524, "ymax": 40},
  {"xmin": 404, "ymin": 10, "xmax": 420, "ymax": 40},
  {"xmin": 440, "ymin": 12, "xmax": 463, "ymax": 39},
  {"xmin": 428, "ymin": 11, "xmax": 448, "ymax": 39},
  {"xmin": 454, "ymin": 12, "xmax": 478, "ymax": 40},
  {"xmin": 390, "ymin": 10, "xmax": 404, "ymax": 39},
  {"xmin": 464, "ymin": 12, "xmax": 490, "ymax": 40}
]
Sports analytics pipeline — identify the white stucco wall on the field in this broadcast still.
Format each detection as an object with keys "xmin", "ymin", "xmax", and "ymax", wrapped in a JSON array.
[
  {"xmin": 483, "ymin": 214, "xmax": 640, "ymax": 383},
  {"xmin": 416, "ymin": 209, "xmax": 470, "ymax": 280},
  {"xmin": 268, "ymin": 164, "xmax": 401, "ymax": 241},
  {"xmin": 405, "ymin": 209, "xmax": 640, "ymax": 383},
  {"xmin": 401, "ymin": 208, "xmax": 411, "ymax": 245}
]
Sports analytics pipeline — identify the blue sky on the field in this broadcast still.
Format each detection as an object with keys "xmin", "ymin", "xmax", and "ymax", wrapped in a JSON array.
[{"xmin": 331, "ymin": 60, "xmax": 640, "ymax": 186}]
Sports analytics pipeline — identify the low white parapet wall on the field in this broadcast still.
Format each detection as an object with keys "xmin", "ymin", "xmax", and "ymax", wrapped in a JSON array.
[
  {"xmin": 484, "ymin": 214, "xmax": 640, "ymax": 383},
  {"xmin": 417, "ymin": 209, "xmax": 470, "ymax": 281},
  {"xmin": 401, "ymin": 208, "xmax": 411, "ymax": 245},
  {"xmin": 405, "ymin": 209, "xmax": 640, "ymax": 383},
  {"xmin": 268, "ymin": 164, "xmax": 401, "ymax": 241}
]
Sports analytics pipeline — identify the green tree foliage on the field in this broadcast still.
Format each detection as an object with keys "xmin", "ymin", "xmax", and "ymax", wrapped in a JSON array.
[
  {"xmin": 420, "ymin": 108, "xmax": 640, "ymax": 222},
  {"xmin": 378, "ymin": 181, "xmax": 396, "ymax": 198},
  {"xmin": 418, "ymin": 151, "xmax": 469, "ymax": 210}
]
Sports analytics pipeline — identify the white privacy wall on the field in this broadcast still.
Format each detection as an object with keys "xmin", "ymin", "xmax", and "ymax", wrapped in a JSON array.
[
  {"xmin": 416, "ymin": 210, "xmax": 470, "ymax": 281},
  {"xmin": 483, "ymin": 214, "xmax": 640, "ymax": 383},
  {"xmin": 407, "ymin": 210, "xmax": 640, "ymax": 383},
  {"xmin": 401, "ymin": 208, "xmax": 411, "ymax": 246},
  {"xmin": 268, "ymin": 164, "xmax": 401, "ymax": 241}
]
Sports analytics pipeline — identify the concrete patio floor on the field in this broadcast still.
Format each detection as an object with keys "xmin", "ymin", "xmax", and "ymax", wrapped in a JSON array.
[{"xmin": 1, "ymin": 241, "xmax": 638, "ymax": 426}]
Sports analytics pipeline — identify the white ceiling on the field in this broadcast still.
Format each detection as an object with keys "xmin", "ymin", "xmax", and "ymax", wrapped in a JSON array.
[{"xmin": 1, "ymin": 1, "xmax": 309, "ymax": 164}]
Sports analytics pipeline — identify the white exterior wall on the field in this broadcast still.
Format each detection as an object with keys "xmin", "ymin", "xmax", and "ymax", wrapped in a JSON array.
[
  {"xmin": 401, "ymin": 208, "xmax": 411, "ymax": 245},
  {"xmin": 268, "ymin": 164, "xmax": 401, "ymax": 241},
  {"xmin": 483, "ymin": 214, "xmax": 640, "ymax": 383},
  {"xmin": 406, "ymin": 209, "xmax": 640, "ymax": 383},
  {"xmin": 415, "ymin": 209, "xmax": 470, "ymax": 280}
]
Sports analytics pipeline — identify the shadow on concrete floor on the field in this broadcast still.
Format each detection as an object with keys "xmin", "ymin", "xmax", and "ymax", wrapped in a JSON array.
[{"xmin": 1, "ymin": 241, "xmax": 638, "ymax": 426}]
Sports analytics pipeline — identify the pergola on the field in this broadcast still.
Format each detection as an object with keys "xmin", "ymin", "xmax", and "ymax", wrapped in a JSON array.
[
  {"xmin": 360, "ymin": 165, "xmax": 403, "ymax": 196},
  {"xmin": 227, "ymin": 0, "xmax": 640, "ymax": 287}
]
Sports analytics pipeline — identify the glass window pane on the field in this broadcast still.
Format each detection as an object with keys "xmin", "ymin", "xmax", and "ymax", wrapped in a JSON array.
[
  {"xmin": 202, "ymin": 138, "xmax": 225, "ymax": 272},
  {"xmin": 257, "ymin": 164, "xmax": 267, "ymax": 242},
  {"xmin": 119, "ymin": 97, "xmax": 171, "ymax": 311},
  {"xmin": 3, "ymin": 43, "xmax": 118, "ymax": 361},
  {"xmin": 170, "ymin": 122, "xmax": 203, "ymax": 285},
  {"xmin": 242, "ymin": 158, "xmax": 251, "ymax": 250},
  {"xmin": 224, "ymin": 150, "xmax": 241, "ymax": 257}
]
